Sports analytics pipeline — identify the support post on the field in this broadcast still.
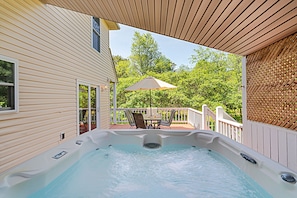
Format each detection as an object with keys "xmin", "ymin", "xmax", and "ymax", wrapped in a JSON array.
[
  {"xmin": 113, "ymin": 83, "xmax": 117, "ymax": 124},
  {"xmin": 241, "ymin": 56, "xmax": 247, "ymax": 145},
  {"xmin": 216, "ymin": 106, "xmax": 223, "ymax": 133},
  {"xmin": 202, "ymin": 104, "xmax": 207, "ymax": 130}
]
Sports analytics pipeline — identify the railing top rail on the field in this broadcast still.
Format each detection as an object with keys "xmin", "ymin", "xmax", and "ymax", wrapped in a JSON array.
[
  {"xmin": 116, "ymin": 107, "xmax": 148, "ymax": 110},
  {"xmin": 116, "ymin": 107, "xmax": 190, "ymax": 111},
  {"xmin": 188, "ymin": 108, "xmax": 203, "ymax": 114},
  {"xmin": 219, "ymin": 118, "xmax": 243, "ymax": 128},
  {"xmin": 207, "ymin": 109, "xmax": 216, "ymax": 119}
]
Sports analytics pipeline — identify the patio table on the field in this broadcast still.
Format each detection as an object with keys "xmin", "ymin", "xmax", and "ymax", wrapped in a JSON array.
[{"xmin": 144, "ymin": 115, "xmax": 162, "ymax": 129}]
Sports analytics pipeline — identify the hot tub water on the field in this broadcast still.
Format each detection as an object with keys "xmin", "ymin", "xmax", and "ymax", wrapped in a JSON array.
[{"xmin": 29, "ymin": 145, "xmax": 271, "ymax": 198}]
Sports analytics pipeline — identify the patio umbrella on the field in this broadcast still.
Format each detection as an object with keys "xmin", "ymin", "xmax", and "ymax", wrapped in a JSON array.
[{"xmin": 125, "ymin": 76, "xmax": 177, "ymax": 115}]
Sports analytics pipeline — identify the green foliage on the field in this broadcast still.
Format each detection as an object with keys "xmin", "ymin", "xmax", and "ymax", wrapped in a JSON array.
[
  {"xmin": 112, "ymin": 35, "xmax": 243, "ymax": 122},
  {"xmin": 0, "ymin": 60, "xmax": 14, "ymax": 107},
  {"xmin": 79, "ymin": 85, "xmax": 89, "ymax": 108},
  {"xmin": 187, "ymin": 47, "xmax": 242, "ymax": 120},
  {"xmin": 79, "ymin": 85, "xmax": 97, "ymax": 109},
  {"xmin": 113, "ymin": 55, "xmax": 125, "ymax": 66},
  {"xmin": 130, "ymin": 32, "xmax": 160, "ymax": 75},
  {"xmin": 130, "ymin": 32, "xmax": 175, "ymax": 75},
  {"xmin": 153, "ymin": 55, "xmax": 175, "ymax": 73}
]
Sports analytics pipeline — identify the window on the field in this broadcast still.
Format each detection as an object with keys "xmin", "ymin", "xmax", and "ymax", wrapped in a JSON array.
[
  {"xmin": 92, "ymin": 17, "xmax": 100, "ymax": 52},
  {"xmin": 0, "ymin": 56, "xmax": 18, "ymax": 112}
]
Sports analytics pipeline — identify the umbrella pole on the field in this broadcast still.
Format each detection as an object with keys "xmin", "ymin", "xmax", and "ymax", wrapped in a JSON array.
[{"xmin": 150, "ymin": 89, "xmax": 152, "ymax": 116}]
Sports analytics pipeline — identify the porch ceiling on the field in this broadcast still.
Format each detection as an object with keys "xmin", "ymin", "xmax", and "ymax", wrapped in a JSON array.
[{"xmin": 41, "ymin": 0, "xmax": 297, "ymax": 56}]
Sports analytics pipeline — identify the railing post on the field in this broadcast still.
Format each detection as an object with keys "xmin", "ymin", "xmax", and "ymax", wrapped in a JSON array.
[
  {"xmin": 202, "ymin": 104, "xmax": 207, "ymax": 130},
  {"xmin": 187, "ymin": 108, "xmax": 190, "ymax": 125},
  {"xmin": 216, "ymin": 106, "xmax": 223, "ymax": 133}
]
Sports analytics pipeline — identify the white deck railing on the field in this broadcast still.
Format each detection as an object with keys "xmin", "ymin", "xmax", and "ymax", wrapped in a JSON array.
[
  {"xmin": 111, "ymin": 105, "xmax": 243, "ymax": 142},
  {"xmin": 202, "ymin": 104, "xmax": 216, "ymax": 131},
  {"xmin": 112, "ymin": 107, "xmax": 189, "ymax": 124},
  {"xmin": 187, "ymin": 108, "xmax": 203, "ymax": 129},
  {"xmin": 216, "ymin": 106, "xmax": 243, "ymax": 143}
]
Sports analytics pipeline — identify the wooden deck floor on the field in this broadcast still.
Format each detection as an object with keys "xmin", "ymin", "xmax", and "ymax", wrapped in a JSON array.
[{"xmin": 109, "ymin": 123, "xmax": 195, "ymax": 130}]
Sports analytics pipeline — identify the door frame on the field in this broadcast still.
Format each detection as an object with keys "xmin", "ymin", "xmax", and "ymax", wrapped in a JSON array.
[{"xmin": 77, "ymin": 80, "xmax": 100, "ymax": 135}]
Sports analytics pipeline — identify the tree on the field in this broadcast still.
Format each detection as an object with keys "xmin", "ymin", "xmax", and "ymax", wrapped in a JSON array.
[
  {"xmin": 154, "ymin": 55, "xmax": 175, "ymax": 73},
  {"xmin": 130, "ymin": 32, "xmax": 174, "ymax": 75},
  {"xmin": 188, "ymin": 47, "xmax": 242, "ymax": 121},
  {"xmin": 113, "ymin": 56, "xmax": 138, "ymax": 78},
  {"xmin": 113, "ymin": 55, "xmax": 125, "ymax": 66}
]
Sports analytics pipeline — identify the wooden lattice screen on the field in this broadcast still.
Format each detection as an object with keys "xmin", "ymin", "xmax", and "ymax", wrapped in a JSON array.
[{"xmin": 246, "ymin": 33, "xmax": 297, "ymax": 131}]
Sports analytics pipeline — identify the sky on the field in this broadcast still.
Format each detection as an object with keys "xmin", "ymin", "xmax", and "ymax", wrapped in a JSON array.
[{"xmin": 109, "ymin": 24, "xmax": 201, "ymax": 68}]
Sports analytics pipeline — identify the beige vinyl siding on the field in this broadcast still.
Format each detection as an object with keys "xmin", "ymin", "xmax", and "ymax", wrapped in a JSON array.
[
  {"xmin": 100, "ymin": 20, "xmax": 118, "ymax": 83},
  {"xmin": 99, "ymin": 87, "xmax": 111, "ymax": 129},
  {"xmin": 96, "ymin": 20, "xmax": 117, "ymax": 128},
  {"xmin": 0, "ymin": 0, "xmax": 116, "ymax": 173}
]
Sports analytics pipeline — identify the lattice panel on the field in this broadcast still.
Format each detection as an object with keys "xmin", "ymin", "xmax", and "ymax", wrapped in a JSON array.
[{"xmin": 246, "ymin": 33, "xmax": 297, "ymax": 131}]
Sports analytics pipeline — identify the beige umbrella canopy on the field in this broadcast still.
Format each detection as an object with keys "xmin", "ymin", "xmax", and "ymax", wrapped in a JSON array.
[{"xmin": 125, "ymin": 76, "xmax": 177, "ymax": 115}]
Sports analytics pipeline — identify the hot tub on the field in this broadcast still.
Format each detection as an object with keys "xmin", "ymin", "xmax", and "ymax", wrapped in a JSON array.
[{"xmin": 0, "ymin": 129, "xmax": 296, "ymax": 197}]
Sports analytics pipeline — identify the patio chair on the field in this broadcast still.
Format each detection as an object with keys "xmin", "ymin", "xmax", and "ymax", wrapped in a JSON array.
[
  {"xmin": 124, "ymin": 109, "xmax": 136, "ymax": 128},
  {"xmin": 157, "ymin": 109, "xmax": 176, "ymax": 129},
  {"xmin": 132, "ymin": 112, "xmax": 147, "ymax": 129}
]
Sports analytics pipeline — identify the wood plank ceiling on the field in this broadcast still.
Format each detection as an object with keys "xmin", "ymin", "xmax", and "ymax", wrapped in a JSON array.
[{"xmin": 41, "ymin": 0, "xmax": 297, "ymax": 56}]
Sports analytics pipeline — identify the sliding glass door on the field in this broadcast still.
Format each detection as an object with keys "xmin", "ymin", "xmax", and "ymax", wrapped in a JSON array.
[{"xmin": 78, "ymin": 83, "xmax": 99, "ymax": 135}]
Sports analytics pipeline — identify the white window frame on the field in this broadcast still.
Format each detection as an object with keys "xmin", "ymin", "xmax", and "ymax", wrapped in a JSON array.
[
  {"xmin": 0, "ymin": 55, "xmax": 19, "ymax": 113},
  {"xmin": 91, "ymin": 17, "xmax": 101, "ymax": 53}
]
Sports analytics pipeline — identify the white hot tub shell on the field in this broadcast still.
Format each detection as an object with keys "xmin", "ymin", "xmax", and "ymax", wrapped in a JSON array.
[{"xmin": 0, "ymin": 129, "xmax": 296, "ymax": 197}]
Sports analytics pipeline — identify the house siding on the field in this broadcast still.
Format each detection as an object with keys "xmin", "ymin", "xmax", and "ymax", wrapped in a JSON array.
[{"xmin": 0, "ymin": 0, "xmax": 116, "ymax": 173}]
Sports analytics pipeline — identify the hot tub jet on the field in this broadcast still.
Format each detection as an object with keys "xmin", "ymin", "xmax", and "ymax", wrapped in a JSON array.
[
  {"xmin": 143, "ymin": 143, "xmax": 161, "ymax": 149},
  {"xmin": 281, "ymin": 173, "xmax": 296, "ymax": 184}
]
